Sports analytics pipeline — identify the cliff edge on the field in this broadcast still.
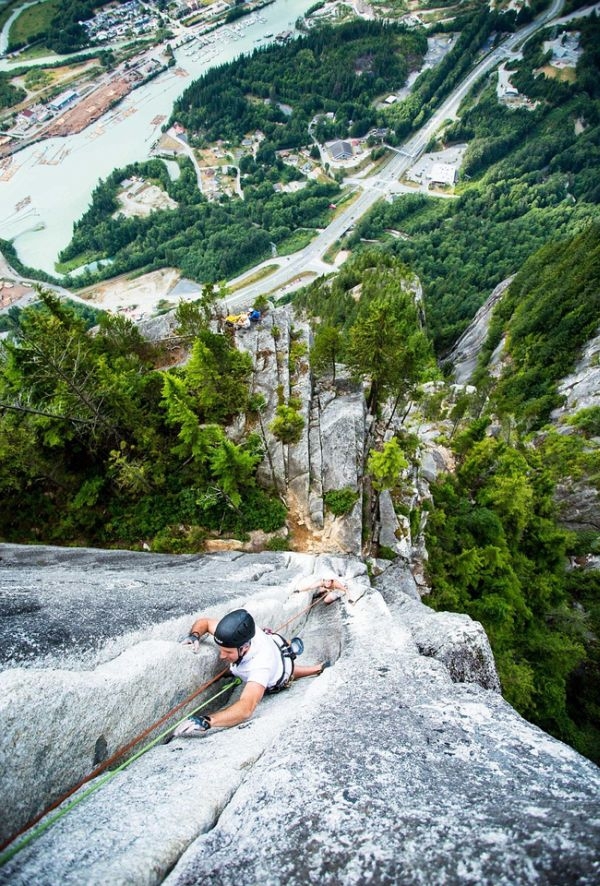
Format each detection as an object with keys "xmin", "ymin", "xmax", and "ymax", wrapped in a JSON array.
[{"xmin": 1, "ymin": 545, "xmax": 598, "ymax": 885}]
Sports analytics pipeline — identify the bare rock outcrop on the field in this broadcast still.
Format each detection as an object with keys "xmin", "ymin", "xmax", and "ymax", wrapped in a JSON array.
[
  {"xmin": 0, "ymin": 545, "xmax": 352, "ymax": 847},
  {"xmin": 554, "ymin": 477, "xmax": 600, "ymax": 532},
  {"xmin": 551, "ymin": 329, "xmax": 600, "ymax": 420},
  {"xmin": 374, "ymin": 558, "xmax": 501, "ymax": 691},
  {"xmin": 447, "ymin": 277, "xmax": 512, "ymax": 385},
  {"xmin": 236, "ymin": 309, "xmax": 366, "ymax": 554},
  {"xmin": 1, "ymin": 544, "xmax": 599, "ymax": 886},
  {"xmin": 166, "ymin": 598, "xmax": 599, "ymax": 886}
]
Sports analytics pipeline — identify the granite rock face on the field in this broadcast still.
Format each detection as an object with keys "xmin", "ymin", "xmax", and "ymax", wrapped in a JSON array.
[
  {"xmin": 166, "ymin": 595, "xmax": 600, "ymax": 886},
  {"xmin": 0, "ymin": 545, "xmax": 354, "ymax": 848},
  {"xmin": 448, "ymin": 278, "xmax": 512, "ymax": 385},
  {"xmin": 1, "ymin": 545, "xmax": 599, "ymax": 886},
  {"xmin": 236, "ymin": 309, "xmax": 366, "ymax": 554},
  {"xmin": 551, "ymin": 329, "xmax": 600, "ymax": 420},
  {"xmin": 555, "ymin": 477, "xmax": 600, "ymax": 533},
  {"xmin": 445, "ymin": 285, "xmax": 600, "ymax": 543},
  {"xmin": 375, "ymin": 560, "xmax": 501, "ymax": 692}
]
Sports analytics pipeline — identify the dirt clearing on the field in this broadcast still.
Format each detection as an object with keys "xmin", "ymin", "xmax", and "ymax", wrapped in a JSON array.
[{"xmin": 77, "ymin": 267, "xmax": 183, "ymax": 318}]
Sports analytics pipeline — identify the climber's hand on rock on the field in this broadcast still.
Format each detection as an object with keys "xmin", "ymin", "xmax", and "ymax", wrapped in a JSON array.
[
  {"xmin": 181, "ymin": 632, "xmax": 201, "ymax": 653},
  {"xmin": 173, "ymin": 715, "xmax": 211, "ymax": 738}
]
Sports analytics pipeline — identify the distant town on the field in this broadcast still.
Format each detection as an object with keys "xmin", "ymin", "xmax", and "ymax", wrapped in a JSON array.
[{"xmin": 0, "ymin": 0, "xmax": 286, "ymax": 157}]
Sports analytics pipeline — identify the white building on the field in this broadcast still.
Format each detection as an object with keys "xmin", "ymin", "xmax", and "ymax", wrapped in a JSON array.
[
  {"xmin": 49, "ymin": 89, "xmax": 78, "ymax": 111},
  {"xmin": 430, "ymin": 162, "xmax": 456, "ymax": 186}
]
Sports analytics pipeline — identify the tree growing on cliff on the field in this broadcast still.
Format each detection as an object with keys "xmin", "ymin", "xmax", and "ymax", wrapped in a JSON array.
[
  {"xmin": 367, "ymin": 437, "xmax": 408, "ymax": 491},
  {"xmin": 425, "ymin": 434, "xmax": 587, "ymax": 752},
  {"xmin": 345, "ymin": 271, "xmax": 435, "ymax": 416},
  {"xmin": 269, "ymin": 404, "xmax": 305, "ymax": 445},
  {"xmin": 0, "ymin": 290, "xmax": 153, "ymax": 453},
  {"xmin": 0, "ymin": 291, "xmax": 284, "ymax": 548},
  {"xmin": 310, "ymin": 324, "xmax": 342, "ymax": 381},
  {"xmin": 174, "ymin": 284, "xmax": 219, "ymax": 339}
]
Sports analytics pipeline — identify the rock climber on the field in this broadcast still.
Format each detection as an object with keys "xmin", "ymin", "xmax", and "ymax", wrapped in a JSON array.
[
  {"xmin": 296, "ymin": 575, "xmax": 348, "ymax": 605},
  {"xmin": 173, "ymin": 608, "xmax": 327, "ymax": 738}
]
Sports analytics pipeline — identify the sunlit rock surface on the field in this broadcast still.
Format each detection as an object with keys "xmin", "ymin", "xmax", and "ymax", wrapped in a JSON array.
[
  {"xmin": 1, "ymin": 545, "xmax": 599, "ymax": 885},
  {"xmin": 0, "ymin": 545, "xmax": 360, "ymax": 848},
  {"xmin": 167, "ymin": 596, "xmax": 600, "ymax": 886},
  {"xmin": 447, "ymin": 278, "xmax": 512, "ymax": 385},
  {"xmin": 374, "ymin": 560, "xmax": 501, "ymax": 692},
  {"xmin": 552, "ymin": 329, "xmax": 600, "ymax": 420}
]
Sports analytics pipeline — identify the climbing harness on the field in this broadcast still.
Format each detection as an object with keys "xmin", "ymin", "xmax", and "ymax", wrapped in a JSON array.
[
  {"xmin": 263, "ymin": 631, "xmax": 304, "ymax": 694},
  {"xmin": 0, "ymin": 591, "xmax": 328, "ymax": 866}
]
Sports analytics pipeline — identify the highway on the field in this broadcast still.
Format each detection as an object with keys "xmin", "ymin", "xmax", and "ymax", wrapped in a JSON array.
[
  {"xmin": 224, "ymin": 0, "xmax": 566, "ymax": 310},
  {"xmin": 0, "ymin": 0, "xmax": 577, "ymax": 312}
]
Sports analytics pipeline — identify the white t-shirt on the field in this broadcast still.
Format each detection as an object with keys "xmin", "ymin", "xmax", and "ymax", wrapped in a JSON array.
[{"xmin": 229, "ymin": 627, "xmax": 285, "ymax": 689}]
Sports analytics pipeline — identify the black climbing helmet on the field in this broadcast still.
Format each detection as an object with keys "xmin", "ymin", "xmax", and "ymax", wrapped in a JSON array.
[{"xmin": 214, "ymin": 609, "xmax": 256, "ymax": 649}]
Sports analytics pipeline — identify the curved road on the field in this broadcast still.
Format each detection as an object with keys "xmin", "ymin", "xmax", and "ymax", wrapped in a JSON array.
[
  {"xmin": 224, "ymin": 0, "xmax": 566, "ymax": 310},
  {"xmin": 0, "ymin": 0, "xmax": 571, "ymax": 312},
  {"xmin": 0, "ymin": 0, "xmax": 54, "ymax": 57}
]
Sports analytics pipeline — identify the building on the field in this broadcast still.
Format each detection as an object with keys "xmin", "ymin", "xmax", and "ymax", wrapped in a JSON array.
[
  {"xmin": 430, "ymin": 162, "xmax": 456, "ymax": 186},
  {"xmin": 49, "ymin": 90, "xmax": 78, "ymax": 111},
  {"xmin": 15, "ymin": 108, "xmax": 35, "ymax": 129},
  {"xmin": 328, "ymin": 140, "xmax": 353, "ymax": 162}
]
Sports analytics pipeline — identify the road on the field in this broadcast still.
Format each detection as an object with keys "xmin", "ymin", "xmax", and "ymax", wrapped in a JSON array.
[
  {"xmin": 0, "ymin": 0, "xmax": 573, "ymax": 314},
  {"xmin": 0, "ymin": 0, "xmax": 45, "ymax": 56},
  {"xmin": 223, "ymin": 0, "xmax": 566, "ymax": 310}
]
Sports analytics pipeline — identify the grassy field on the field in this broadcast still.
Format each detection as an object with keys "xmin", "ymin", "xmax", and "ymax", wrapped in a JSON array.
[
  {"xmin": 228, "ymin": 264, "xmax": 278, "ymax": 293},
  {"xmin": 277, "ymin": 230, "xmax": 316, "ymax": 256},
  {"xmin": 8, "ymin": 0, "xmax": 61, "ymax": 50},
  {"xmin": 55, "ymin": 250, "xmax": 100, "ymax": 275}
]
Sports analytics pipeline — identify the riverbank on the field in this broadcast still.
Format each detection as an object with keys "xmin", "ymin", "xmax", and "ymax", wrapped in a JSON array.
[{"xmin": 0, "ymin": 0, "xmax": 316, "ymax": 276}]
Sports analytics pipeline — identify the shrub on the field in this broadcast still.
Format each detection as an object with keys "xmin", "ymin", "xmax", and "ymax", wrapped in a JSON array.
[
  {"xmin": 378, "ymin": 545, "xmax": 398, "ymax": 560},
  {"xmin": 247, "ymin": 392, "xmax": 267, "ymax": 413},
  {"xmin": 253, "ymin": 294, "xmax": 269, "ymax": 313},
  {"xmin": 270, "ymin": 404, "xmax": 305, "ymax": 444},
  {"xmin": 150, "ymin": 525, "xmax": 206, "ymax": 554},
  {"xmin": 324, "ymin": 487, "xmax": 359, "ymax": 517},
  {"xmin": 568, "ymin": 407, "xmax": 600, "ymax": 438},
  {"xmin": 409, "ymin": 505, "xmax": 421, "ymax": 540},
  {"xmin": 265, "ymin": 536, "xmax": 290, "ymax": 551},
  {"xmin": 237, "ymin": 489, "xmax": 287, "ymax": 532},
  {"xmin": 368, "ymin": 438, "xmax": 408, "ymax": 492}
]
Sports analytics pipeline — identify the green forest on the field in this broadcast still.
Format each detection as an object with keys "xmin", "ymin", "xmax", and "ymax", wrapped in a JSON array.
[
  {"xmin": 1, "ymin": 2, "xmax": 600, "ymax": 766},
  {"xmin": 56, "ymin": 156, "xmax": 338, "ymax": 283},
  {"xmin": 56, "ymin": 19, "xmax": 429, "ymax": 285},
  {"xmin": 0, "ymin": 253, "xmax": 434, "ymax": 555},
  {"xmin": 0, "ymin": 73, "xmax": 25, "ymax": 110},
  {"xmin": 170, "ymin": 20, "xmax": 427, "ymax": 146},
  {"xmin": 483, "ymin": 223, "xmax": 600, "ymax": 426},
  {"xmin": 421, "ymin": 225, "xmax": 600, "ymax": 760},
  {"xmin": 297, "ymin": 228, "xmax": 600, "ymax": 764},
  {"xmin": 0, "ymin": 289, "xmax": 286, "ymax": 550},
  {"xmin": 295, "ymin": 8, "xmax": 600, "ymax": 765},
  {"xmin": 354, "ymin": 14, "xmax": 600, "ymax": 352}
]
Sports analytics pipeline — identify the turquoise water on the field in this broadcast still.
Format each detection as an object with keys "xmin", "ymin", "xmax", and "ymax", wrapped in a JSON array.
[{"xmin": 0, "ymin": 0, "xmax": 315, "ymax": 275}]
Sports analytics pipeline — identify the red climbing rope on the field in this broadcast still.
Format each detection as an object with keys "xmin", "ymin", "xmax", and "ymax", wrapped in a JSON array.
[{"xmin": 0, "ymin": 591, "xmax": 328, "ymax": 861}]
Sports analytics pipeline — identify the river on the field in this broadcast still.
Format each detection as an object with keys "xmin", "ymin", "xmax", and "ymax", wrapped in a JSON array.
[{"xmin": 0, "ymin": 0, "xmax": 316, "ymax": 275}]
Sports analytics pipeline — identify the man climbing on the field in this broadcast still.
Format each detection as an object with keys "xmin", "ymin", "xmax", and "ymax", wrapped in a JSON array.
[
  {"xmin": 297, "ymin": 576, "xmax": 348, "ymax": 605},
  {"xmin": 173, "ymin": 608, "xmax": 327, "ymax": 738}
]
